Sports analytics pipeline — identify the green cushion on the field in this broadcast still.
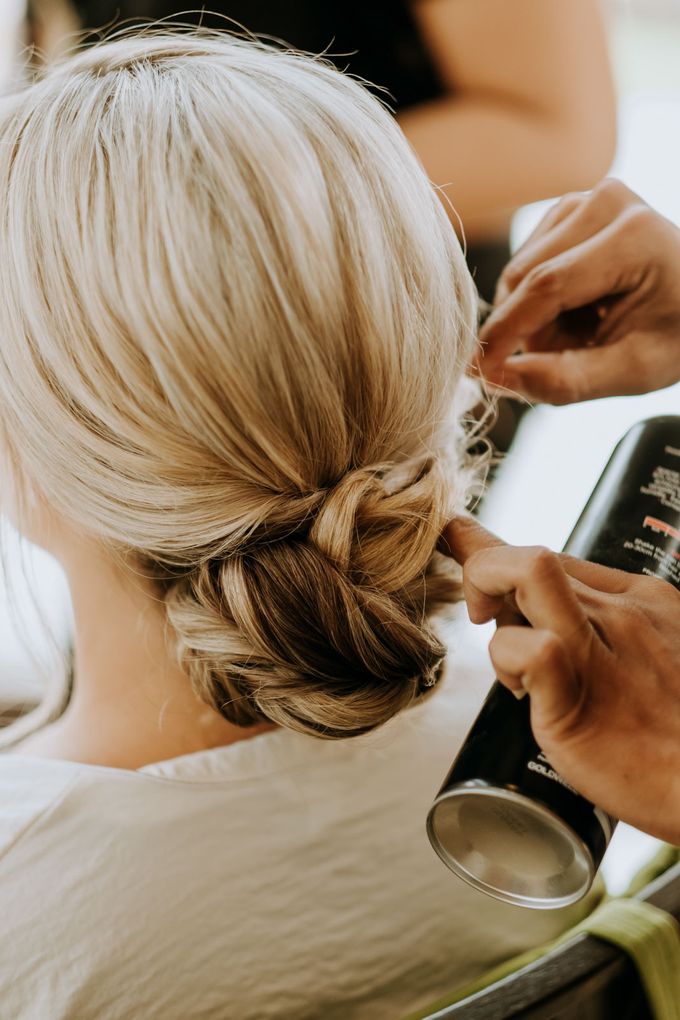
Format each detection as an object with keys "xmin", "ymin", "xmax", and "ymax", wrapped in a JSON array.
[
  {"xmin": 580, "ymin": 897, "xmax": 680, "ymax": 1020},
  {"xmin": 626, "ymin": 845, "xmax": 680, "ymax": 898}
]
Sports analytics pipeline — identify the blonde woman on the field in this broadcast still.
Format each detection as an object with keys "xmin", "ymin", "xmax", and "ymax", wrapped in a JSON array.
[{"xmin": 0, "ymin": 33, "xmax": 591, "ymax": 1019}]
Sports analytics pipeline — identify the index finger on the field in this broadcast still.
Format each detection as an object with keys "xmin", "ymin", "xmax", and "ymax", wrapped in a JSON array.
[
  {"xmin": 478, "ymin": 227, "xmax": 626, "ymax": 373},
  {"xmin": 494, "ymin": 194, "xmax": 584, "ymax": 304},
  {"xmin": 439, "ymin": 516, "xmax": 506, "ymax": 564},
  {"xmin": 463, "ymin": 544, "xmax": 590, "ymax": 640},
  {"xmin": 443, "ymin": 518, "xmax": 635, "ymax": 594}
]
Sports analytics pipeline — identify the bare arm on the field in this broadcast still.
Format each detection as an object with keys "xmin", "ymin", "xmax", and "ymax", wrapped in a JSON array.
[
  {"xmin": 27, "ymin": 0, "xmax": 80, "ymax": 62},
  {"xmin": 401, "ymin": 0, "xmax": 617, "ymax": 239}
]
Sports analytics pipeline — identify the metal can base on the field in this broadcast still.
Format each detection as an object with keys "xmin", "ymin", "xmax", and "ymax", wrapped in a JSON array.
[{"xmin": 427, "ymin": 781, "xmax": 595, "ymax": 910}]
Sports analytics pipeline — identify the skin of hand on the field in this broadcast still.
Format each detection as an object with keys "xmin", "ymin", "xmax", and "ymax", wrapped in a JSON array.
[
  {"xmin": 478, "ymin": 179, "xmax": 680, "ymax": 403},
  {"xmin": 441, "ymin": 515, "xmax": 680, "ymax": 844},
  {"xmin": 401, "ymin": 0, "xmax": 616, "ymax": 240}
]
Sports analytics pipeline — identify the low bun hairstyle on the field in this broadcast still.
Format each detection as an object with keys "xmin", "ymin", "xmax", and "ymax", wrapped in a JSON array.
[
  {"xmin": 0, "ymin": 31, "xmax": 480, "ymax": 738},
  {"xmin": 168, "ymin": 458, "xmax": 456, "ymax": 737}
]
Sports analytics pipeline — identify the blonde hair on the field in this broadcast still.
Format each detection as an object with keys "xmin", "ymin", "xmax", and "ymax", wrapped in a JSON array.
[{"xmin": 0, "ymin": 31, "xmax": 479, "ymax": 738}]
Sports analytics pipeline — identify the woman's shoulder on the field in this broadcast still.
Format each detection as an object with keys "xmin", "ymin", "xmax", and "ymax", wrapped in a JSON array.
[{"xmin": 0, "ymin": 755, "xmax": 82, "ymax": 859}]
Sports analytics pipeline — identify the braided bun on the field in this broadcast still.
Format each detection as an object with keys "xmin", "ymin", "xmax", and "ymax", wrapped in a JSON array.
[{"xmin": 166, "ymin": 460, "xmax": 458, "ymax": 737}]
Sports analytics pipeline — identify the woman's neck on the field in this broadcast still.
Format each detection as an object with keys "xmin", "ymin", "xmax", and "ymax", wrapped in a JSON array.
[{"xmin": 12, "ymin": 539, "xmax": 274, "ymax": 769}]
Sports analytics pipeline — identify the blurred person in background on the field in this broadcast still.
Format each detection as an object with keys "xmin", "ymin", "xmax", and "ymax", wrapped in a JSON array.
[{"xmin": 23, "ymin": 0, "xmax": 617, "ymax": 304}]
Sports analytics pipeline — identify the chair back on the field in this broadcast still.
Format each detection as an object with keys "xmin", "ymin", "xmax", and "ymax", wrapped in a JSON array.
[{"xmin": 424, "ymin": 861, "xmax": 680, "ymax": 1020}]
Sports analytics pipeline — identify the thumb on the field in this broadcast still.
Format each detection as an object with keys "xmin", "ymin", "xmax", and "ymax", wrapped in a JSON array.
[{"xmin": 496, "ymin": 338, "xmax": 653, "ymax": 405}]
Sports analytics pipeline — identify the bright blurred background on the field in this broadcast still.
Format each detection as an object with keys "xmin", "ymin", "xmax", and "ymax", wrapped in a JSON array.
[{"xmin": 0, "ymin": 0, "xmax": 677, "ymax": 889}]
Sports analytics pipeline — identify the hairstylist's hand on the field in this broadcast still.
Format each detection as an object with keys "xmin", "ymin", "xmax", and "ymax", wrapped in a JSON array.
[
  {"xmin": 477, "ymin": 179, "xmax": 680, "ymax": 403},
  {"xmin": 442, "ymin": 516, "xmax": 680, "ymax": 844}
]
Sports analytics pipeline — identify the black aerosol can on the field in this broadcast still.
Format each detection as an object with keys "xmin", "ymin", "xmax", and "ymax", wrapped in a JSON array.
[{"xmin": 427, "ymin": 416, "xmax": 680, "ymax": 909}]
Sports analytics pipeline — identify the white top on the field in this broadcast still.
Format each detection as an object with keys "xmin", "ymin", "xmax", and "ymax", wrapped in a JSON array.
[{"xmin": 0, "ymin": 612, "xmax": 591, "ymax": 1020}]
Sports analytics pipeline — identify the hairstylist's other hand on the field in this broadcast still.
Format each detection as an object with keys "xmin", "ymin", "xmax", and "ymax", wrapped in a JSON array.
[
  {"xmin": 477, "ymin": 179, "xmax": 680, "ymax": 404},
  {"xmin": 442, "ymin": 516, "xmax": 680, "ymax": 844}
]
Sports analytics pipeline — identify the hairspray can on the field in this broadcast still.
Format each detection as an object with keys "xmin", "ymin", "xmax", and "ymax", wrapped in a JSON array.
[{"xmin": 427, "ymin": 415, "xmax": 680, "ymax": 908}]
